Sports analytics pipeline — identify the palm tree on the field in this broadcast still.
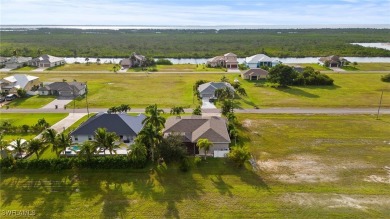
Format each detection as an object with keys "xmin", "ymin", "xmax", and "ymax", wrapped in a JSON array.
[
  {"xmin": 85, "ymin": 57, "xmax": 90, "ymax": 65},
  {"xmin": 229, "ymin": 128, "xmax": 238, "ymax": 146},
  {"xmin": 96, "ymin": 58, "xmax": 101, "ymax": 65},
  {"xmin": 128, "ymin": 140, "xmax": 147, "ymax": 163},
  {"xmin": 105, "ymin": 132, "xmax": 119, "ymax": 155},
  {"xmin": 143, "ymin": 104, "xmax": 166, "ymax": 130},
  {"xmin": 93, "ymin": 128, "xmax": 119, "ymax": 155},
  {"xmin": 56, "ymin": 133, "xmax": 72, "ymax": 156},
  {"xmin": 42, "ymin": 128, "xmax": 59, "ymax": 157},
  {"xmin": 112, "ymin": 64, "xmax": 120, "ymax": 73},
  {"xmin": 236, "ymin": 87, "xmax": 247, "ymax": 96},
  {"xmin": 11, "ymin": 138, "xmax": 27, "ymax": 159},
  {"xmin": 0, "ymin": 134, "xmax": 9, "ymax": 159},
  {"xmin": 27, "ymin": 139, "xmax": 47, "ymax": 159},
  {"xmin": 137, "ymin": 124, "xmax": 162, "ymax": 162},
  {"xmin": 196, "ymin": 138, "xmax": 213, "ymax": 160},
  {"xmin": 78, "ymin": 141, "xmax": 97, "ymax": 161},
  {"xmin": 170, "ymin": 106, "xmax": 184, "ymax": 117},
  {"xmin": 192, "ymin": 105, "xmax": 202, "ymax": 115},
  {"xmin": 119, "ymin": 104, "xmax": 131, "ymax": 113}
]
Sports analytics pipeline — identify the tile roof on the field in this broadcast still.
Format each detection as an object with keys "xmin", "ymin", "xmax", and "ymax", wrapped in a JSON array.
[
  {"xmin": 245, "ymin": 54, "xmax": 274, "ymax": 63},
  {"xmin": 242, "ymin": 68, "xmax": 269, "ymax": 77}
]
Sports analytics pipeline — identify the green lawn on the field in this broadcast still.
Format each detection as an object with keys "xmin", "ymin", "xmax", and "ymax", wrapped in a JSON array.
[
  {"xmin": 236, "ymin": 73, "xmax": 390, "ymax": 108},
  {"xmin": 4, "ymin": 96, "xmax": 56, "ymax": 109},
  {"xmin": 47, "ymin": 63, "xmax": 116, "ymax": 71},
  {"xmin": 0, "ymin": 113, "xmax": 68, "ymax": 141},
  {"xmin": 11, "ymin": 66, "xmax": 38, "ymax": 71},
  {"xmin": 2, "ymin": 72, "xmax": 389, "ymax": 109},
  {"xmin": 2, "ymin": 114, "xmax": 390, "ymax": 218},
  {"xmin": 351, "ymin": 63, "xmax": 390, "ymax": 71},
  {"xmin": 155, "ymin": 64, "xmax": 225, "ymax": 72},
  {"xmin": 294, "ymin": 63, "xmax": 330, "ymax": 71}
]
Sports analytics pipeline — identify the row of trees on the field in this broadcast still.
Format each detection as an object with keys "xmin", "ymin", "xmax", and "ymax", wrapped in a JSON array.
[
  {"xmin": 268, "ymin": 65, "xmax": 334, "ymax": 87},
  {"xmin": 1, "ymin": 118, "xmax": 50, "ymax": 135},
  {"xmin": 108, "ymin": 104, "xmax": 131, "ymax": 114}
]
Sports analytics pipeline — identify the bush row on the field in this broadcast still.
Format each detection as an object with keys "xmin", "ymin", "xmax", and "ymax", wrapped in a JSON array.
[{"xmin": 1, "ymin": 156, "xmax": 147, "ymax": 172}]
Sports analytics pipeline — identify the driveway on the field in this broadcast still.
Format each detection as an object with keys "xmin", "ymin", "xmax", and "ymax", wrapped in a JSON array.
[
  {"xmin": 32, "ymin": 67, "xmax": 48, "ymax": 72},
  {"xmin": 41, "ymin": 98, "xmax": 73, "ymax": 109},
  {"xmin": 35, "ymin": 113, "xmax": 87, "ymax": 139},
  {"xmin": 0, "ymin": 68, "xmax": 14, "ymax": 72},
  {"xmin": 201, "ymin": 97, "xmax": 216, "ymax": 109},
  {"xmin": 118, "ymin": 67, "xmax": 129, "ymax": 73},
  {"xmin": 330, "ymin": 67, "xmax": 346, "ymax": 72}
]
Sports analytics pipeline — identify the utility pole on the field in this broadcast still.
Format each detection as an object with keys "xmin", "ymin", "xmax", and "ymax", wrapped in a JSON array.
[
  {"xmin": 376, "ymin": 90, "xmax": 384, "ymax": 120},
  {"xmin": 85, "ymin": 81, "xmax": 90, "ymax": 118}
]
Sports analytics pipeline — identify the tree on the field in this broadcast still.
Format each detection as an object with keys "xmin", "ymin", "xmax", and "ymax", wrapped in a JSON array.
[
  {"xmin": 36, "ymin": 118, "xmax": 49, "ymax": 130},
  {"xmin": 221, "ymin": 99, "xmax": 235, "ymax": 116},
  {"xmin": 42, "ymin": 128, "xmax": 59, "ymax": 157},
  {"xmin": 268, "ymin": 64, "xmax": 297, "ymax": 87},
  {"xmin": 381, "ymin": 73, "xmax": 390, "ymax": 82},
  {"xmin": 17, "ymin": 89, "xmax": 27, "ymax": 98},
  {"xmin": 229, "ymin": 128, "xmax": 239, "ymax": 146},
  {"xmin": 143, "ymin": 104, "xmax": 166, "ymax": 130},
  {"xmin": 11, "ymin": 138, "xmax": 27, "ymax": 158},
  {"xmin": 112, "ymin": 64, "xmax": 121, "ymax": 73},
  {"xmin": 78, "ymin": 141, "xmax": 97, "ymax": 161},
  {"xmin": 93, "ymin": 128, "xmax": 119, "ymax": 155},
  {"xmin": 228, "ymin": 146, "xmax": 251, "ymax": 167},
  {"xmin": 0, "ymin": 134, "xmax": 9, "ymax": 158},
  {"xmin": 196, "ymin": 138, "xmax": 213, "ymax": 160},
  {"xmin": 128, "ymin": 140, "xmax": 147, "ymax": 167},
  {"xmin": 220, "ymin": 75, "xmax": 230, "ymax": 83},
  {"xmin": 21, "ymin": 125, "xmax": 29, "ymax": 133},
  {"xmin": 192, "ymin": 105, "xmax": 202, "ymax": 115},
  {"xmin": 119, "ymin": 104, "xmax": 131, "ymax": 113},
  {"xmin": 96, "ymin": 58, "xmax": 101, "ymax": 65},
  {"xmin": 108, "ymin": 106, "xmax": 119, "ymax": 114},
  {"xmin": 236, "ymin": 87, "xmax": 247, "ymax": 96},
  {"xmin": 27, "ymin": 139, "xmax": 47, "ymax": 159},
  {"xmin": 158, "ymin": 134, "xmax": 186, "ymax": 163},
  {"xmin": 137, "ymin": 124, "xmax": 162, "ymax": 162},
  {"xmin": 55, "ymin": 133, "xmax": 72, "ymax": 155},
  {"xmin": 215, "ymin": 87, "xmax": 234, "ymax": 101},
  {"xmin": 85, "ymin": 57, "xmax": 90, "ymax": 65},
  {"xmin": 105, "ymin": 132, "xmax": 119, "ymax": 155},
  {"xmin": 170, "ymin": 106, "xmax": 184, "ymax": 117}
]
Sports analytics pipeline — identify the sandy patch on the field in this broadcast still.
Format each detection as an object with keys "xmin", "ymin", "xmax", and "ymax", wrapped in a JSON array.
[
  {"xmin": 242, "ymin": 119, "xmax": 252, "ymax": 128},
  {"xmin": 364, "ymin": 166, "xmax": 390, "ymax": 184},
  {"xmin": 281, "ymin": 193, "xmax": 390, "ymax": 211},
  {"xmin": 258, "ymin": 154, "xmax": 374, "ymax": 183}
]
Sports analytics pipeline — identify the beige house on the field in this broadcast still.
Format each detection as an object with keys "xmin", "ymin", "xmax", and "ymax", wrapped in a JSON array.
[
  {"xmin": 241, "ymin": 68, "xmax": 269, "ymax": 80},
  {"xmin": 120, "ymin": 52, "xmax": 146, "ymax": 68},
  {"xmin": 4, "ymin": 57, "xmax": 32, "ymax": 69},
  {"xmin": 319, "ymin": 55, "xmax": 348, "ymax": 67},
  {"xmin": 207, "ymin": 52, "xmax": 239, "ymax": 69},
  {"xmin": 0, "ymin": 74, "xmax": 40, "ymax": 94},
  {"xmin": 163, "ymin": 116, "xmax": 231, "ymax": 157}
]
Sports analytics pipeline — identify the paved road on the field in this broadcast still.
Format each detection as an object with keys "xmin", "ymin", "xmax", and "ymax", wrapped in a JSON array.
[{"xmin": 1, "ymin": 107, "xmax": 389, "ymax": 115}]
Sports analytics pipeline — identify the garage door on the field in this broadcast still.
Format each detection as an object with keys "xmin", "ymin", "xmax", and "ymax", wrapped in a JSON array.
[
  {"xmin": 59, "ymin": 91, "xmax": 73, "ymax": 97},
  {"xmin": 251, "ymin": 76, "xmax": 258, "ymax": 80}
]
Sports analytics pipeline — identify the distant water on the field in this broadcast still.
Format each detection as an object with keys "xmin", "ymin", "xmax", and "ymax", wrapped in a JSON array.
[
  {"xmin": 1, "ymin": 24, "xmax": 390, "ymax": 30},
  {"xmin": 64, "ymin": 57, "xmax": 390, "ymax": 64},
  {"xmin": 351, "ymin": 43, "xmax": 390, "ymax": 51}
]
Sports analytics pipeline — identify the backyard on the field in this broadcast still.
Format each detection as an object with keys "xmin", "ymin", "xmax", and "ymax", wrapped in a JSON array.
[{"xmin": 1, "ymin": 114, "xmax": 390, "ymax": 218}]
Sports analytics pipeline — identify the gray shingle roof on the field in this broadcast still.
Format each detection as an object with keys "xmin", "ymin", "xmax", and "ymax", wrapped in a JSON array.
[
  {"xmin": 38, "ymin": 82, "xmax": 86, "ymax": 93},
  {"xmin": 198, "ymin": 82, "xmax": 235, "ymax": 94},
  {"xmin": 245, "ymin": 54, "xmax": 274, "ymax": 63},
  {"xmin": 241, "ymin": 68, "xmax": 269, "ymax": 77},
  {"xmin": 71, "ymin": 113, "xmax": 146, "ymax": 136},
  {"xmin": 163, "ymin": 116, "xmax": 230, "ymax": 143}
]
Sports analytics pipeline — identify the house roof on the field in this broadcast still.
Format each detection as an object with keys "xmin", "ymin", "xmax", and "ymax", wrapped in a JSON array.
[
  {"xmin": 224, "ymin": 52, "xmax": 237, "ymax": 57},
  {"xmin": 120, "ymin": 58, "xmax": 131, "ymax": 66},
  {"xmin": 6, "ymin": 56, "xmax": 32, "ymax": 64},
  {"xmin": 163, "ymin": 116, "xmax": 230, "ymax": 143},
  {"xmin": 1, "ymin": 74, "xmax": 39, "ymax": 90},
  {"xmin": 31, "ymin": 54, "xmax": 64, "ymax": 64},
  {"xmin": 245, "ymin": 54, "xmax": 274, "ymax": 64},
  {"xmin": 207, "ymin": 56, "xmax": 224, "ymax": 63},
  {"xmin": 71, "ymin": 113, "xmax": 146, "ymax": 137},
  {"xmin": 198, "ymin": 82, "xmax": 235, "ymax": 94},
  {"xmin": 39, "ymin": 82, "xmax": 86, "ymax": 93},
  {"xmin": 241, "ymin": 68, "xmax": 269, "ymax": 77},
  {"xmin": 319, "ymin": 55, "xmax": 346, "ymax": 63}
]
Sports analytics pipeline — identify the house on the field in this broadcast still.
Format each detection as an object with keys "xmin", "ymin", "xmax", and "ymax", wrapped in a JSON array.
[
  {"xmin": 38, "ymin": 82, "xmax": 86, "ymax": 97},
  {"xmin": 163, "ymin": 116, "xmax": 231, "ymax": 156},
  {"xmin": 244, "ymin": 54, "xmax": 278, "ymax": 69},
  {"xmin": 319, "ymin": 55, "xmax": 348, "ymax": 67},
  {"xmin": 0, "ymin": 74, "xmax": 40, "ymax": 94},
  {"xmin": 4, "ymin": 56, "xmax": 32, "ymax": 69},
  {"xmin": 70, "ymin": 113, "xmax": 146, "ymax": 145},
  {"xmin": 207, "ymin": 52, "xmax": 239, "ymax": 69},
  {"xmin": 119, "ymin": 52, "xmax": 146, "ymax": 68},
  {"xmin": 241, "ymin": 68, "xmax": 269, "ymax": 80},
  {"xmin": 197, "ymin": 82, "xmax": 235, "ymax": 99},
  {"xmin": 0, "ymin": 57, "xmax": 9, "ymax": 67},
  {"xmin": 29, "ymin": 54, "xmax": 65, "ymax": 67}
]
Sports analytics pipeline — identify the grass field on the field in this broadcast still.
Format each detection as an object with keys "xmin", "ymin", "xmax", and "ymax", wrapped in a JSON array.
[
  {"xmin": 156, "ymin": 64, "xmax": 225, "ymax": 72},
  {"xmin": 352, "ymin": 63, "xmax": 390, "ymax": 71},
  {"xmin": 11, "ymin": 66, "xmax": 38, "ymax": 71},
  {"xmin": 293, "ymin": 63, "xmax": 330, "ymax": 71},
  {"xmin": 1, "ymin": 72, "xmax": 389, "ymax": 109},
  {"xmin": 2, "ymin": 114, "xmax": 390, "ymax": 218},
  {"xmin": 0, "ymin": 113, "xmax": 68, "ymax": 141},
  {"xmin": 47, "ymin": 63, "xmax": 116, "ymax": 71},
  {"xmin": 4, "ymin": 96, "xmax": 55, "ymax": 109}
]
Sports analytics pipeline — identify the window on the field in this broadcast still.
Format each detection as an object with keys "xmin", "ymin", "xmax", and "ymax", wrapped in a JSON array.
[
  {"xmin": 74, "ymin": 136, "xmax": 78, "ymax": 141},
  {"xmin": 88, "ymin": 136, "xmax": 92, "ymax": 140},
  {"xmin": 119, "ymin": 135, "xmax": 123, "ymax": 139}
]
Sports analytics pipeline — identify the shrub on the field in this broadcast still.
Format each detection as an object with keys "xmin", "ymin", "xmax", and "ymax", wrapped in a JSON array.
[
  {"xmin": 381, "ymin": 74, "xmax": 390, "ymax": 82},
  {"xmin": 179, "ymin": 157, "xmax": 190, "ymax": 172},
  {"xmin": 158, "ymin": 134, "xmax": 187, "ymax": 163},
  {"xmin": 156, "ymin": 59, "xmax": 173, "ymax": 65},
  {"xmin": 194, "ymin": 156, "xmax": 202, "ymax": 166},
  {"xmin": 228, "ymin": 146, "xmax": 251, "ymax": 167}
]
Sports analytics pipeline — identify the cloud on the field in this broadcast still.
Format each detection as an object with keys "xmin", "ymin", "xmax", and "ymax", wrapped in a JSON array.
[{"xmin": 1, "ymin": 0, "xmax": 389, "ymax": 25}]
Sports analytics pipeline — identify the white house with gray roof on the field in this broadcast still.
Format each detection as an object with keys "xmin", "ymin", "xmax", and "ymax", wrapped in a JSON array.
[
  {"xmin": 29, "ymin": 54, "xmax": 65, "ymax": 67},
  {"xmin": 0, "ymin": 74, "xmax": 40, "ymax": 94},
  {"xmin": 70, "ymin": 113, "xmax": 146, "ymax": 145},
  {"xmin": 4, "ymin": 56, "xmax": 32, "ymax": 69},
  {"xmin": 38, "ymin": 82, "xmax": 86, "ymax": 97},
  {"xmin": 244, "ymin": 54, "xmax": 279, "ymax": 69},
  {"xmin": 197, "ymin": 82, "xmax": 235, "ymax": 99}
]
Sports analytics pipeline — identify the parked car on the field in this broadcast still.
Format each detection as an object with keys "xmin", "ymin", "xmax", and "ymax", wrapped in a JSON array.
[{"xmin": 5, "ymin": 94, "xmax": 17, "ymax": 101}]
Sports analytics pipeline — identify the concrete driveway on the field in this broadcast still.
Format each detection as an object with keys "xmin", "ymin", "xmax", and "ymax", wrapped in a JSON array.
[
  {"xmin": 201, "ymin": 97, "xmax": 216, "ymax": 109},
  {"xmin": 41, "ymin": 98, "xmax": 73, "ymax": 109},
  {"xmin": 32, "ymin": 67, "xmax": 48, "ymax": 72},
  {"xmin": 35, "ymin": 113, "xmax": 87, "ymax": 139}
]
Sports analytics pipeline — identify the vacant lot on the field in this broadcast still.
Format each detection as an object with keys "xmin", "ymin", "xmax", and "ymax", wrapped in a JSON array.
[
  {"xmin": 352, "ymin": 63, "xmax": 390, "ymax": 71},
  {"xmin": 1, "ymin": 72, "xmax": 389, "ymax": 108},
  {"xmin": 2, "ymin": 114, "xmax": 390, "ymax": 218},
  {"xmin": 0, "ymin": 113, "xmax": 68, "ymax": 140},
  {"xmin": 47, "ymin": 63, "xmax": 116, "ymax": 71}
]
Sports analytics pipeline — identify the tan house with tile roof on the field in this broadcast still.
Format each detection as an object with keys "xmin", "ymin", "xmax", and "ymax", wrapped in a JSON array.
[
  {"xmin": 241, "ymin": 68, "xmax": 269, "ymax": 80},
  {"xmin": 207, "ymin": 52, "xmax": 239, "ymax": 69}
]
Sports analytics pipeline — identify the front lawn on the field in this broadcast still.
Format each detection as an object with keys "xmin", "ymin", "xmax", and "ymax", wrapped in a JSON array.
[
  {"xmin": 11, "ymin": 66, "xmax": 38, "ymax": 71},
  {"xmin": 4, "ymin": 96, "xmax": 55, "ymax": 109},
  {"xmin": 0, "ymin": 113, "xmax": 68, "ymax": 141}
]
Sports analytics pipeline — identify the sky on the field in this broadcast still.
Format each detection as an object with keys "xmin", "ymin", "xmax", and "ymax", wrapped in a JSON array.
[{"xmin": 1, "ymin": 0, "xmax": 389, "ymax": 26}]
